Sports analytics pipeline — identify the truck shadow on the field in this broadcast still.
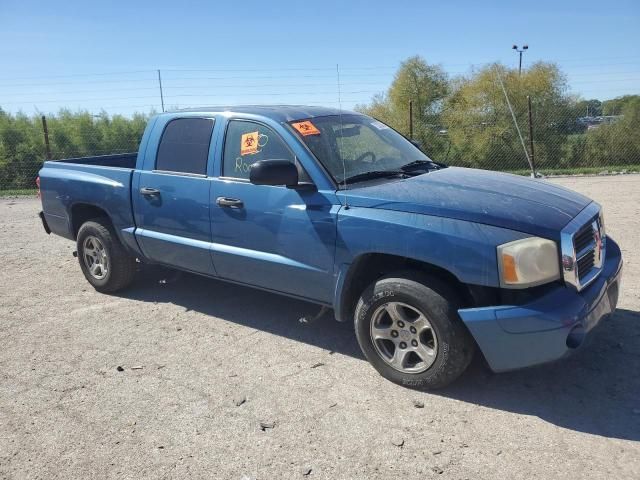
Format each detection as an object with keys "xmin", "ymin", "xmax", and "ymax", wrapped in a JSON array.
[
  {"xmin": 125, "ymin": 266, "xmax": 362, "ymax": 357},
  {"xmin": 122, "ymin": 266, "xmax": 640, "ymax": 442},
  {"xmin": 442, "ymin": 306, "xmax": 640, "ymax": 442}
]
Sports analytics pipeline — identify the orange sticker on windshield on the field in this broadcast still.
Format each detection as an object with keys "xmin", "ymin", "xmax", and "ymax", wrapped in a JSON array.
[
  {"xmin": 291, "ymin": 120, "xmax": 320, "ymax": 136},
  {"xmin": 240, "ymin": 131, "xmax": 259, "ymax": 155}
]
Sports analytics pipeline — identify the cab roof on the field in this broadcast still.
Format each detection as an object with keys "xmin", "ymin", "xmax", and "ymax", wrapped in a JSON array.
[{"xmin": 166, "ymin": 105, "xmax": 361, "ymax": 123}]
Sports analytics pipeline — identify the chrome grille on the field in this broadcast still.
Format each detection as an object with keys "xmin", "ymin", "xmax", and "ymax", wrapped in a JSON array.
[
  {"xmin": 574, "ymin": 223, "xmax": 596, "ymax": 281},
  {"xmin": 576, "ymin": 249, "xmax": 595, "ymax": 281},
  {"xmin": 574, "ymin": 225, "xmax": 595, "ymax": 254},
  {"xmin": 560, "ymin": 203, "xmax": 605, "ymax": 291}
]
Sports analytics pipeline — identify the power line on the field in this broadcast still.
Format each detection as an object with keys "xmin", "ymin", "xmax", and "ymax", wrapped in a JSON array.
[
  {"xmin": 565, "ymin": 70, "xmax": 640, "ymax": 78},
  {"xmin": 0, "ymin": 73, "xmax": 393, "ymax": 88},
  {"xmin": 569, "ymin": 77, "xmax": 640, "ymax": 84},
  {"xmin": 2, "ymin": 57, "xmax": 640, "ymax": 82},
  {"xmin": 6, "ymin": 75, "xmax": 639, "ymax": 105},
  {"xmin": 0, "ymin": 81, "xmax": 391, "ymax": 97},
  {"xmin": 2, "ymin": 61, "xmax": 640, "ymax": 89},
  {"xmin": 0, "ymin": 78, "xmax": 160, "ymax": 88},
  {"xmin": 5, "ymin": 54, "xmax": 638, "ymax": 81},
  {"xmin": 0, "ymin": 69, "xmax": 155, "ymax": 81},
  {"xmin": 1, "ymin": 90, "xmax": 382, "ymax": 105}
]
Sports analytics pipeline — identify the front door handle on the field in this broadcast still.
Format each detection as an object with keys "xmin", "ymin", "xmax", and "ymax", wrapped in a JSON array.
[
  {"xmin": 216, "ymin": 197, "xmax": 244, "ymax": 208},
  {"xmin": 140, "ymin": 187, "xmax": 160, "ymax": 196}
]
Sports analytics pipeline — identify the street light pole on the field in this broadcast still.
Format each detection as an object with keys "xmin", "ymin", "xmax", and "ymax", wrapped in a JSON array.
[
  {"xmin": 518, "ymin": 50, "xmax": 522, "ymax": 74},
  {"xmin": 512, "ymin": 44, "xmax": 529, "ymax": 75}
]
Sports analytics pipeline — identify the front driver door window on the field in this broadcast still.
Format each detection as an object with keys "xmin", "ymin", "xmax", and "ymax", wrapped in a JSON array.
[{"xmin": 222, "ymin": 120, "xmax": 311, "ymax": 182}]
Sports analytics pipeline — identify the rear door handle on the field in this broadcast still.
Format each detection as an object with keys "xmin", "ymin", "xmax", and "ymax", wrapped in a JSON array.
[
  {"xmin": 216, "ymin": 197, "xmax": 244, "ymax": 208},
  {"xmin": 140, "ymin": 187, "xmax": 160, "ymax": 196}
]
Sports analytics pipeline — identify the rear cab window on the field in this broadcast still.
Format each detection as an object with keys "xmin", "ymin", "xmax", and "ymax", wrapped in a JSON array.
[{"xmin": 156, "ymin": 118, "xmax": 214, "ymax": 175}]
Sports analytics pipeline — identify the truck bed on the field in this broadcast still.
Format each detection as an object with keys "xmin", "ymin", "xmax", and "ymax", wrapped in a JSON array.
[
  {"xmin": 39, "ymin": 155, "xmax": 138, "ymax": 245},
  {"xmin": 54, "ymin": 152, "xmax": 138, "ymax": 169}
]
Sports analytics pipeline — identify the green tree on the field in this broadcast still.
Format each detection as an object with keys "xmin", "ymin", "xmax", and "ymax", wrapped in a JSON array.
[
  {"xmin": 356, "ymin": 56, "xmax": 450, "ymax": 160},
  {"xmin": 602, "ymin": 95, "xmax": 640, "ymax": 116},
  {"xmin": 0, "ymin": 109, "xmax": 149, "ymax": 190},
  {"xmin": 441, "ymin": 62, "xmax": 575, "ymax": 170},
  {"xmin": 583, "ymin": 97, "xmax": 640, "ymax": 166},
  {"xmin": 574, "ymin": 99, "xmax": 602, "ymax": 117}
]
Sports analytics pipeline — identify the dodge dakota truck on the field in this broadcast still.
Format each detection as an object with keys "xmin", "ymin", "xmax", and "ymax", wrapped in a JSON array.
[{"xmin": 38, "ymin": 106, "xmax": 623, "ymax": 389}]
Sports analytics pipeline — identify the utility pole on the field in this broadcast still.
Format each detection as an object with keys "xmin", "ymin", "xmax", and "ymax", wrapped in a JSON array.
[
  {"xmin": 512, "ymin": 44, "xmax": 528, "ymax": 76},
  {"xmin": 41, "ymin": 115, "xmax": 52, "ymax": 160},
  {"xmin": 157, "ymin": 69, "xmax": 165, "ymax": 112},
  {"xmin": 527, "ymin": 96, "xmax": 536, "ymax": 177},
  {"xmin": 409, "ymin": 100, "xmax": 414, "ymax": 139}
]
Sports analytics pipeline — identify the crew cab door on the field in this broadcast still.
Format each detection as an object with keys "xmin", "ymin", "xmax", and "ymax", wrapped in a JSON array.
[
  {"xmin": 209, "ymin": 118, "xmax": 339, "ymax": 303},
  {"xmin": 132, "ymin": 116, "xmax": 217, "ymax": 275}
]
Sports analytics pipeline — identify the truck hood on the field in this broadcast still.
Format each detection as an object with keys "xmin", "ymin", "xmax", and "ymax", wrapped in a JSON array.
[{"xmin": 342, "ymin": 167, "xmax": 591, "ymax": 238}]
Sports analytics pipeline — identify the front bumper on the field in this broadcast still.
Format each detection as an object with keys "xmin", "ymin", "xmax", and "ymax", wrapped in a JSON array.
[{"xmin": 458, "ymin": 238, "xmax": 623, "ymax": 372}]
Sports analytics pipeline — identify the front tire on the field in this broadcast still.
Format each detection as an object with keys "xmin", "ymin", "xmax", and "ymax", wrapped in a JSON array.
[
  {"xmin": 354, "ymin": 272, "xmax": 475, "ymax": 390},
  {"xmin": 76, "ymin": 218, "xmax": 136, "ymax": 293}
]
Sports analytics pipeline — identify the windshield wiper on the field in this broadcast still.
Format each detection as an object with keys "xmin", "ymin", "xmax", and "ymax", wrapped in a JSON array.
[
  {"xmin": 341, "ymin": 170, "xmax": 407, "ymax": 185},
  {"xmin": 400, "ymin": 160, "xmax": 441, "ymax": 171}
]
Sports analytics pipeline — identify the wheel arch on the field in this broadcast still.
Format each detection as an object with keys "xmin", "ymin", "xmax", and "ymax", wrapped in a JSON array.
[
  {"xmin": 70, "ymin": 203, "xmax": 112, "ymax": 239},
  {"xmin": 334, "ymin": 252, "xmax": 476, "ymax": 323}
]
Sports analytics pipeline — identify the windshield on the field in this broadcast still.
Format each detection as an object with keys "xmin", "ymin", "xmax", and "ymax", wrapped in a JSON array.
[{"xmin": 289, "ymin": 114, "xmax": 432, "ymax": 185}]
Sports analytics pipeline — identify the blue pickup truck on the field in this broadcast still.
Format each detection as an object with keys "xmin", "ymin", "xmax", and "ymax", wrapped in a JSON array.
[{"xmin": 38, "ymin": 106, "xmax": 623, "ymax": 389}]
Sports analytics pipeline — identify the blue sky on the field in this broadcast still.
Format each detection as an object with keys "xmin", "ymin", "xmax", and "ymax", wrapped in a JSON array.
[{"xmin": 0, "ymin": 0, "xmax": 638, "ymax": 115}]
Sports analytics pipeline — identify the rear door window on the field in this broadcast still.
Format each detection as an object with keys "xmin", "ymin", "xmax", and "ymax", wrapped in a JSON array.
[{"xmin": 156, "ymin": 118, "xmax": 214, "ymax": 175}]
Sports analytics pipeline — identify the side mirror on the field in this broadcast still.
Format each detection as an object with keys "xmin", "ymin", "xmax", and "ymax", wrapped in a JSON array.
[
  {"xmin": 250, "ymin": 159, "xmax": 299, "ymax": 187},
  {"xmin": 410, "ymin": 139, "xmax": 424, "ymax": 151}
]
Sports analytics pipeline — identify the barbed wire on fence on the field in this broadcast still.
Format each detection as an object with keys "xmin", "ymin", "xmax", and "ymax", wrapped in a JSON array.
[{"xmin": 1, "ymin": 59, "xmax": 639, "ymax": 191}]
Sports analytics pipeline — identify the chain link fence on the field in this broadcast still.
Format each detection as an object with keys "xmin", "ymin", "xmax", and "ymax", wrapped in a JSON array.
[
  {"xmin": 423, "ymin": 103, "xmax": 640, "ymax": 176},
  {"xmin": 1, "ymin": 68, "xmax": 639, "ymax": 193},
  {"xmin": 0, "ymin": 112, "xmax": 149, "ymax": 193}
]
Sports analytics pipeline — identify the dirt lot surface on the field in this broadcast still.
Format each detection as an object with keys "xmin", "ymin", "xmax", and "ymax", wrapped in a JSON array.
[{"xmin": 1, "ymin": 175, "xmax": 639, "ymax": 479}]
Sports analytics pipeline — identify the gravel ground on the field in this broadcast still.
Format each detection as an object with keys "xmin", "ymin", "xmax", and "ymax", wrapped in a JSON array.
[{"xmin": 1, "ymin": 175, "xmax": 639, "ymax": 480}]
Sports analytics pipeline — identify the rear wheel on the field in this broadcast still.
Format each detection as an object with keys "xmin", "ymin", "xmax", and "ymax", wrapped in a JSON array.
[
  {"xmin": 76, "ymin": 218, "xmax": 136, "ymax": 293},
  {"xmin": 354, "ymin": 272, "xmax": 475, "ymax": 389}
]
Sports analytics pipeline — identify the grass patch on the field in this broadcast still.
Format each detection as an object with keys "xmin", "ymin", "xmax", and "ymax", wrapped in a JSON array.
[
  {"xmin": 506, "ymin": 165, "xmax": 640, "ymax": 176},
  {"xmin": 0, "ymin": 188, "xmax": 38, "ymax": 197}
]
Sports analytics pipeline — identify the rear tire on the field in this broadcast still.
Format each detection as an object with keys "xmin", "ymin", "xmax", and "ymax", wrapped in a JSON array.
[
  {"xmin": 354, "ymin": 271, "xmax": 475, "ymax": 390},
  {"xmin": 76, "ymin": 218, "xmax": 136, "ymax": 293}
]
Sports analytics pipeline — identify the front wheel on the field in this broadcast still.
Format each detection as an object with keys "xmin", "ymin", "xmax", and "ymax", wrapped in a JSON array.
[
  {"xmin": 76, "ymin": 218, "xmax": 136, "ymax": 293},
  {"xmin": 354, "ymin": 272, "xmax": 475, "ymax": 390}
]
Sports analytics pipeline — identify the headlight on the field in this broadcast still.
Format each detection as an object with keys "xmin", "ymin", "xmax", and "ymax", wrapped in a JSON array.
[{"xmin": 497, "ymin": 237, "xmax": 560, "ymax": 288}]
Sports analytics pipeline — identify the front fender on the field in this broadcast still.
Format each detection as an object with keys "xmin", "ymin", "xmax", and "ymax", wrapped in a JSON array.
[{"xmin": 332, "ymin": 207, "xmax": 530, "ymax": 320}]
